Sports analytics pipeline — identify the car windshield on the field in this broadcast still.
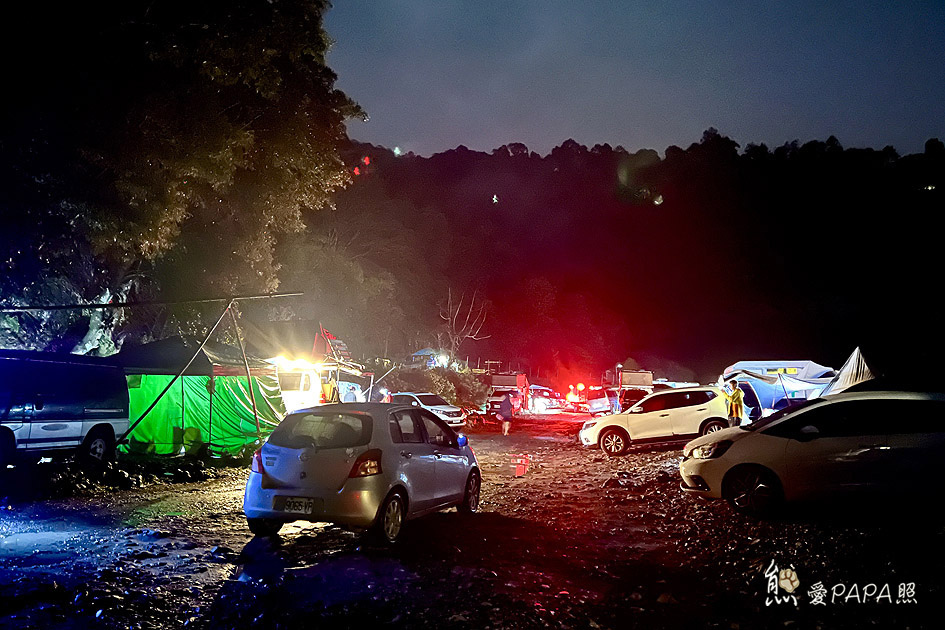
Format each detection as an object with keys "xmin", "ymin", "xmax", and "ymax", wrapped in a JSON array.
[
  {"xmin": 417, "ymin": 394, "xmax": 449, "ymax": 406},
  {"xmin": 269, "ymin": 412, "xmax": 372, "ymax": 449},
  {"xmin": 743, "ymin": 397, "xmax": 825, "ymax": 431}
]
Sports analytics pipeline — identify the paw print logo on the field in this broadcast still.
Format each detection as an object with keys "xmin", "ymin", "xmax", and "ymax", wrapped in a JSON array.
[{"xmin": 778, "ymin": 568, "xmax": 800, "ymax": 593}]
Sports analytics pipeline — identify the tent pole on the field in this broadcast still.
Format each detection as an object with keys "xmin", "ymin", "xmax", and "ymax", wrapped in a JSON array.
[
  {"xmin": 230, "ymin": 307, "xmax": 261, "ymax": 435},
  {"xmin": 778, "ymin": 373, "xmax": 790, "ymax": 403},
  {"xmin": 120, "ymin": 300, "xmax": 234, "ymax": 444}
]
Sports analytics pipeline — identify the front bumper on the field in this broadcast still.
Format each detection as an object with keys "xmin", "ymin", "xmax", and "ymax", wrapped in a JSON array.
[
  {"xmin": 578, "ymin": 426, "xmax": 598, "ymax": 447},
  {"xmin": 243, "ymin": 471, "xmax": 389, "ymax": 527},
  {"xmin": 678, "ymin": 456, "xmax": 727, "ymax": 499}
]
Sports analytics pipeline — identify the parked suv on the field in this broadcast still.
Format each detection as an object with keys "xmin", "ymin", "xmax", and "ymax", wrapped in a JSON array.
[
  {"xmin": 579, "ymin": 386, "xmax": 735, "ymax": 456},
  {"xmin": 680, "ymin": 389, "xmax": 945, "ymax": 515},
  {"xmin": 1, "ymin": 350, "xmax": 130, "ymax": 466},
  {"xmin": 390, "ymin": 392, "xmax": 466, "ymax": 428}
]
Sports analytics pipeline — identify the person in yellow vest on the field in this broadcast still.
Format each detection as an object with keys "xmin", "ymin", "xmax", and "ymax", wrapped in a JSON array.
[{"xmin": 724, "ymin": 380, "xmax": 744, "ymax": 426}]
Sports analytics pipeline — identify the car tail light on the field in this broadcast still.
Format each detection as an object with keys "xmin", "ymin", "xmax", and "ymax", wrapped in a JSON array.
[
  {"xmin": 349, "ymin": 448, "xmax": 383, "ymax": 477},
  {"xmin": 251, "ymin": 448, "xmax": 265, "ymax": 473},
  {"xmin": 320, "ymin": 390, "xmax": 328, "ymax": 403}
]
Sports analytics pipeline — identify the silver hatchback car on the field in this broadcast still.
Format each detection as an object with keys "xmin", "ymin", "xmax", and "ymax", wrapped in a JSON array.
[{"xmin": 243, "ymin": 403, "xmax": 481, "ymax": 542}]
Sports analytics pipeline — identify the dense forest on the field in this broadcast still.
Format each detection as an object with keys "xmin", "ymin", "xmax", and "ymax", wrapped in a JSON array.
[
  {"xmin": 311, "ymin": 133, "xmax": 945, "ymax": 380},
  {"xmin": 2, "ymin": 2, "xmax": 943, "ymax": 382}
]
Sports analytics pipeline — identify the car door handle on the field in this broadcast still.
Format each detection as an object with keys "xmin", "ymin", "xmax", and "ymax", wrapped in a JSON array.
[
  {"xmin": 400, "ymin": 451, "xmax": 413, "ymax": 458},
  {"xmin": 659, "ymin": 414, "xmax": 669, "ymax": 417},
  {"xmin": 697, "ymin": 408, "xmax": 707, "ymax": 412}
]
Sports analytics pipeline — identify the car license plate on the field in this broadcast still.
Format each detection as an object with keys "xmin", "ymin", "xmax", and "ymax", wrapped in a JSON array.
[{"xmin": 273, "ymin": 496, "xmax": 316, "ymax": 515}]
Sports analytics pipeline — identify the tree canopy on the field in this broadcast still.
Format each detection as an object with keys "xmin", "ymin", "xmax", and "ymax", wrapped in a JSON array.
[{"xmin": 1, "ymin": 0, "xmax": 363, "ymax": 352}]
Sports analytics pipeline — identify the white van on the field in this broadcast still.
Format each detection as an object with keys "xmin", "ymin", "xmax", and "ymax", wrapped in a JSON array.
[{"xmin": 1, "ymin": 351, "xmax": 130, "ymax": 466}]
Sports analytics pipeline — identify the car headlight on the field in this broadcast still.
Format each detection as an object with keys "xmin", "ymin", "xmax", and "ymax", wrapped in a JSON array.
[
  {"xmin": 690, "ymin": 440, "xmax": 733, "ymax": 459},
  {"xmin": 582, "ymin": 421, "xmax": 597, "ymax": 431}
]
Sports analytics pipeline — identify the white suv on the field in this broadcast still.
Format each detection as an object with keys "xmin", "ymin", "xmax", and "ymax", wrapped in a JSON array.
[
  {"xmin": 390, "ymin": 392, "xmax": 466, "ymax": 428},
  {"xmin": 579, "ymin": 386, "xmax": 737, "ymax": 456}
]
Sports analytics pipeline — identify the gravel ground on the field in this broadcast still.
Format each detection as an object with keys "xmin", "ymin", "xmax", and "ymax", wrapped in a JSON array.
[{"xmin": 1, "ymin": 412, "xmax": 943, "ymax": 629}]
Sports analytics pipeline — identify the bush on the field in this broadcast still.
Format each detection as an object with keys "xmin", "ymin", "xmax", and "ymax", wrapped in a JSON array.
[{"xmin": 385, "ymin": 367, "xmax": 489, "ymax": 409}]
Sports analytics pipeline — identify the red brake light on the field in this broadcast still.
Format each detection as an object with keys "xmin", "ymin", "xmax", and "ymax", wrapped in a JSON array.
[
  {"xmin": 251, "ymin": 448, "xmax": 264, "ymax": 473},
  {"xmin": 349, "ymin": 448, "xmax": 383, "ymax": 478}
]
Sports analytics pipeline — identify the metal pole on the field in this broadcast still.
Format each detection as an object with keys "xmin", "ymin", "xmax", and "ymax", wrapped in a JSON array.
[
  {"xmin": 120, "ymin": 300, "xmax": 234, "ymax": 443},
  {"xmin": 0, "ymin": 292, "xmax": 303, "ymax": 313},
  {"xmin": 230, "ymin": 307, "xmax": 261, "ymax": 435},
  {"xmin": 367, "ymin": 365, "xmax": 397, "ymax": 400}
]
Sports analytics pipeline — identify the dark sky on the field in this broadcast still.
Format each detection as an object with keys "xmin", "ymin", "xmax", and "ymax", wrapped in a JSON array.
[{"xmin": 325, "ymin": 1, "xmax": 945, "ymax": 157}]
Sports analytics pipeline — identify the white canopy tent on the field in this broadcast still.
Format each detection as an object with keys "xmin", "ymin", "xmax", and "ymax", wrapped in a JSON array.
[{"xmin": 812, "ymin": 347, "xmax": 875, "ymax": 398}]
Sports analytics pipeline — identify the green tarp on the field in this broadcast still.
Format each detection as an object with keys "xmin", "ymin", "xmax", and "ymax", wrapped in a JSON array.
[{"xmin": 123, "ymin": 373, "xmax": 286, "ymax": 455}]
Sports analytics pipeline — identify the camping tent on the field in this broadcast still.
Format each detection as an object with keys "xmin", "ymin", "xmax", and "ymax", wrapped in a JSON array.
[
  {"xmin": 114, "ymin": 337, "xmax": 285, "ymax": 455},
  {"xmin": 720, "ymin": 360, "xmax": 836, "ymax": 418},
  {"xmin": 722, "ymin": 370, "xmax": 834, "ymax": 418},
  {"xmin": 722, "ymin": 360, "xmax": 835, "ymax": 380},
  {"xmin": 813, "ymin": 347, "xmax": 875, "ymax": 398}
]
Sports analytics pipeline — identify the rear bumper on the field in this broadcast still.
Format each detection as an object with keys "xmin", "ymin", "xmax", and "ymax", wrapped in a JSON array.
[{"xmin": 243, "ymin": 471, "xmax": 388, "ymax": 527}]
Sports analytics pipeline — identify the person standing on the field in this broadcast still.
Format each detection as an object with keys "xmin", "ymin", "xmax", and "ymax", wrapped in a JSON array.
[
  {"xmin": 497, "ymin": 391, "xmax": 514, "ymax": 436},
  {"xmin": 724, "ymin": 381, "xmax": 744, "ymax": 426}
]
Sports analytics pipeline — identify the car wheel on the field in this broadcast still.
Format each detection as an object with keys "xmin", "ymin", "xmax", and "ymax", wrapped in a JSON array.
[
  {"xmin": 701, "ymin": 420, "xmax": 727, "ymax": 436},
  {"xmin": 723, "ymin": 466, "xmax": 783, "ymax": 516},
  {"xmin": 459, "ymin": 470, "xmax": 481, "ymax": 514},
  {"xmin": 599, "ymin": 428, "xmax": 629, "ymax": 457},
  {"xmin": 374, "ymin": 491, "xmax": 406, "ymax": 543},
  {"xmin": 247, "ymin": 517, "xmax": 283, "ymax": 537},
  {"xmin": 79, "ymin": 427, "xmax": 115, "ymax": 467}
]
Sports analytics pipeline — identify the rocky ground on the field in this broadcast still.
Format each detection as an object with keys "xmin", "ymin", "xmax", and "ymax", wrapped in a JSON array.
[{"xmin": 1, "ymin": 412, "xmax": 943, "ymax": 629}]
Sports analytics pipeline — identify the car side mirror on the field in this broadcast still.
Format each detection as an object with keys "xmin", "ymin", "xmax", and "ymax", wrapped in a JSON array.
[
  {"xmin": 456, "ymin": 434, "xmax": 468, "ymax": 447},
  {"xmin": 795, "ymin": 425, "xmax": 820, "ymax": 442},
  {"xmin": 630, "ymin": 407, "xmax": 641, "ymax": 413}
]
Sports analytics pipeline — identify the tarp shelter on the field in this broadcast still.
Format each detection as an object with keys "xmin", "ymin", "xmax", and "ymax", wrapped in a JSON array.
[
  {"xmin": 114, "ymin": 337, "xmax": 286, "ymax": 455},
  {"xmin": 723, "ymin": 360, "xmax": 835, "ymax": 380},
  {"xmin": 722, "ymin": 370, "xmax": 834, "ymax": 419},
  {"xmin": 720, "ymin": 360, "xmax": 835, "ymax": 419}
]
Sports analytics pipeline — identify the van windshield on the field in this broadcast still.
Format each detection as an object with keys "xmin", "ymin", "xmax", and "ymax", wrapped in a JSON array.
[{"xmin": 278, "ymin": 373, "xmax": 302, "ymax": 391}]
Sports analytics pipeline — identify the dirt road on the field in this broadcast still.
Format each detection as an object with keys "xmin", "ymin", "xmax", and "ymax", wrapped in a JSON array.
[{"xmin": 2, "ymin": 412, "xmax": 943, "ymax": 628}]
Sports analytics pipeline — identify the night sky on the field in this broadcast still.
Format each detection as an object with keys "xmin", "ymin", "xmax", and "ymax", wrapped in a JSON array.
[{"xmin": 325, "ymin": 1, "xmax": 945, "ymax": 156}]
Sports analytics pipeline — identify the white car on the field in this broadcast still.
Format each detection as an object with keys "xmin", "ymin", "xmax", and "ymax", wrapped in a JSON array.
[
  {"xmin": 679, "ymin": 389, "xmax": 945, "ymax": 515},
  {"xmin": 579, "ymin": 386, "xmax": 736, "ymax": 456},
  {"xmin": 528, "ymin": 386, "xmax": 564, "ymax": 413},
  {"xmin": 391, "ymin": 392, "xmax": 466, "ymax": 428},
  {"xmin": 243, "ymin": 403, "xmax": 480, "ymax": 541}
]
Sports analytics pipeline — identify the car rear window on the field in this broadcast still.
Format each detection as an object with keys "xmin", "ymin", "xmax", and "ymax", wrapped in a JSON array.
[{"xmin": 269, "ymin": 412, "xmax": 372, "ymax": 449}]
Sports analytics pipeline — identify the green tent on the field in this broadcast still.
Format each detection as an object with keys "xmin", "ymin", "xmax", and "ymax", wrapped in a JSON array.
[{"xmin": 116, "ymin": 338, "xmax": 286, "ymax": 455}]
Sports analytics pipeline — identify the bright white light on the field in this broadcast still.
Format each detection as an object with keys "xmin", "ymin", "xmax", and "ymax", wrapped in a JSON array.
[
  {"xmin": 653, "ymin": 194, "xmax": 664, "ymax": 205},
  {"xmin": 437, "ymin": 354, "xmax": 449, "ymax": 367},
  {"xmin": 393, "ymin": 146, "xmax": 402, "ymax": 156}
]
